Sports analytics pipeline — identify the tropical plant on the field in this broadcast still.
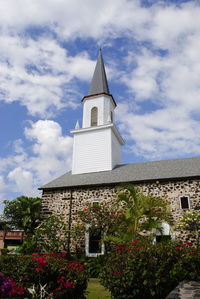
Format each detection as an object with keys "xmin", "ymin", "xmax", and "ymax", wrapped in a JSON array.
[
  {"xmin": 105, "ymin": 184, "xmax": 172, "ymax": 244},
  {"xmin": 77, "ymin": 184, "xmax": 172, "ymax": 247},
  {"xmin": 3, "ymin": 196, "xmax": 42, "ymax": 235}
]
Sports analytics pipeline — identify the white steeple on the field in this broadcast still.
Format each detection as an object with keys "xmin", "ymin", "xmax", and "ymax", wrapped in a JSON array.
[{"xmin": 71, "ymin": 50, "xmax": 124, "ymax": 175}]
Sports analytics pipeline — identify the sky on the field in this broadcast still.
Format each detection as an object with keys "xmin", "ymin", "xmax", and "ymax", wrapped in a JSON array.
[{"xmin": 1, "ymin": 0, "xmax": 200, "ymax": 211}]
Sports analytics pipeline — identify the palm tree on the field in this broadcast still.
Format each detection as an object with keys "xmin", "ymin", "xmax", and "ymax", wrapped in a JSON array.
[
  {"xmin": 106, "ymin": 184, "xmax": 173, "ymax": 244},
  {"xmin": 3, "ymin": 196, "xmax": 42, "ymax": 235}
]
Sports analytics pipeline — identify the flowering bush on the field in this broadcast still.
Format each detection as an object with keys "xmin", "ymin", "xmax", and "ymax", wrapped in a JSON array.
[
  {"xmin": 0, "ymin": 253, "xmax": 88, "ymax": 298},
  {"xmin": 78, "ymin": 202, "xmax": 124, "ymax": 236},
  {"xmin": 0, "ymin": 272, "xmax": 25, "ymax": 297},
  {"xmin": 77, "ymin": 185, "xmax": 172, "ymax": 247},
  {"xmin": 100, "ymin": 241, "xmax": 200, "ymax": 299}
]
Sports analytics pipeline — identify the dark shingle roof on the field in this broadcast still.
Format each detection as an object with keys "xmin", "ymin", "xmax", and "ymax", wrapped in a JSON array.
[
  {"xmin": 88, "ymin": 49, "xmax": 109, "ymax": 95},
  {"xmin": 39, "ymin": 156, "xmax": 200, "ymax": 190}
]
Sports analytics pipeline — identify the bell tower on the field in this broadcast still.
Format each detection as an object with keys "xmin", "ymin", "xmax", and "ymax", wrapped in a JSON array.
[{"xmin": 71, "ymin": 50, "xmax": 124, "ymax": 175}]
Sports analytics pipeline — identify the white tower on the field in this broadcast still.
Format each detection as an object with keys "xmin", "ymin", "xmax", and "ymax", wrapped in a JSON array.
[{"xmin": 71, "ymin": 50, "xmax": 124, "ymax": 175}]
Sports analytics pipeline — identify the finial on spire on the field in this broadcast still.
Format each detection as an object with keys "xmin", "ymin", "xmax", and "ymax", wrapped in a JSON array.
[
  {"xmin": 88, "ymin": 49, "xmax": 110, "ymax": 96},
  {"xmin": 75, "ymin": 120, "xmax": 80, "ymax": 129}
]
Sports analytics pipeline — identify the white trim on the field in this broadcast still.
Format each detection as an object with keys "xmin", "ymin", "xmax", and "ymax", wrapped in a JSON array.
[
  {"xmin": 71, "ymin": 123, "xmax": 124, "ymax": 145},
  {"xmin": 179, "ymin": 195, "xmax": 190, "ymax": 210},
  {"xmin": 92, "ymin": 200, "xmax": 101, "ymax": 206}
]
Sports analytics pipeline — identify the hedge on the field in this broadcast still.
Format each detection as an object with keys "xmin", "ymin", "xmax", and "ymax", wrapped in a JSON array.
[{"xmin": 100, "ymin": 241, "xmax": 200, "ymax": 299}]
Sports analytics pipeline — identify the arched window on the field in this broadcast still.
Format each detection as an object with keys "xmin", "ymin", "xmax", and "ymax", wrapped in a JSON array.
[{"xmin": 91, "ymin": 107, "xmax": 98, "ymax": 126}]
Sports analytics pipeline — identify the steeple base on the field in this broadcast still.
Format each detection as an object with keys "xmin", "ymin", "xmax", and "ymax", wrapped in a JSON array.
[{"xmin": 71, "ymin": 124, "xmax": 123, "ymax": 175}]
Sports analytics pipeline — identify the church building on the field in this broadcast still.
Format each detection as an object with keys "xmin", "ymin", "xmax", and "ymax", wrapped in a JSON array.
[{"xmin": 40, "ymin": 50, "xmax": 200, "ymax": 256}]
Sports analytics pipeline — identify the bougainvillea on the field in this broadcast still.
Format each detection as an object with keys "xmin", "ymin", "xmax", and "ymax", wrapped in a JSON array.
[
  {"xmin": 0, "ymin": 253, "xmax": 88, "ymax": 298},
  {"xmin": 0, "ymin": 272, "xmax": 25, "ymax": 297},
  {"xmin": 78, "ymin": 202, "xmax": 124, "ymax": 236},
  {"xmin": 100, "ymin": 241, "xmax": 200, "ymax": 299}
]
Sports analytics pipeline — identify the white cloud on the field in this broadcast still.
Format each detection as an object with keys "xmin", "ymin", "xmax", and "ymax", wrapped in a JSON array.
[
  {"xmin": 0, "ymin": 34, "xmax": 95, "ymax": 116},
  {"xmin": 0, "ymin": 176, "xmax": 6, "ymax": 193},
  {"xmin": 24, "ymin": 120, "xmax": 73, "ymax": 183},
  {"xmin": 1, "ymin": 120, "xmax": 73, "ymax": 200},
  {"xmin": 117, "ymin": 103, "xmax": 200, "ymax": 160},
  {"xmin": 1, "ymin": 0, "xmax": 200, "ymax": 167},
  {"xmin": 0, "ymin": 0, "xmax": 147, "ymax": 39},
  {"xmin": 8, "ymin": 167, "xmax": 33, "ymax": 195}
]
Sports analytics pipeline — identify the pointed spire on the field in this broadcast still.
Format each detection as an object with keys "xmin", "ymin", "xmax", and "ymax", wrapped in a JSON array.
[{"xmin": 88, "ymin": 49, "xmax": 110, "ymax": 96}]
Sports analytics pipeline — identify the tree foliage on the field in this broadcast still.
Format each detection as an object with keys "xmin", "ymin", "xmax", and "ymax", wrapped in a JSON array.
[
  {"xmin": 114, "ymin": 184, "xmax": 173, "ymax": 242},
  {"xmin": 3, "ymin": 196, "xmax": 42, "ymax": 235},
  {"xmin": 34, "ymin": 215, "xmax": 69, "ymax": 253},
  {"xmin": 19, "ymin": 215, "xmax": 69, "ymax": 254},
  {"xmin": 78, "ymin": 184, "xmax": 172, "ymax": 246}
]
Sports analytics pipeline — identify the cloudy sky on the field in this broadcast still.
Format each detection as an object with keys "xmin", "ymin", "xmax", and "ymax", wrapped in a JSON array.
[{"xmin": 1, "ymin": 0, "xmax": 200, "ymax": 210}]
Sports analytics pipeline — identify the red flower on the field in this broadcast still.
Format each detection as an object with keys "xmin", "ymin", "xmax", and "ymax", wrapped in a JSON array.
[
  {"xmin": 113, "ymin": 271, "xmax": 121, "ymax": 276},
  {"xmin": 8, "ymin": 281, "xmax": 25, "ymax": 296},
  {"xmin": 60, "ymin": 251, "xmax": 66, "ymax": 258},
  {"xmin": 56, "ymin": 276, "xmax": 75, "ymax": 290},
  {"xmin": 33, "ymin": 255, "xmax": 48, "ymax": 272},
  {"xmin": 66, "ymin": 262, "xmax": 84, "ymax": 272},
  {"xmin": 130, "ymin": 240, "xmax": 139, "ymax": 245},
  {"xmin": 115, "ymin": 245, "xmax": 127, "ymax": 252},
  {"xmin": 35, "ymin": 266, "xmax": 42, "ymax": 273}
]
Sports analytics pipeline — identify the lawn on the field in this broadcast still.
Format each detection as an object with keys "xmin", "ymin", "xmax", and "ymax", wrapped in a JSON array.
[{"xmin": 86, "ymin": 278, "xmax": 111, "ymax": 299}]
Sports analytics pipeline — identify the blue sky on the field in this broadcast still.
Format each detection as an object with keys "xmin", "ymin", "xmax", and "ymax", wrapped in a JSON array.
[{"xmin": 1, "ymin": 0, "xmax": 200, "ymax": 211}]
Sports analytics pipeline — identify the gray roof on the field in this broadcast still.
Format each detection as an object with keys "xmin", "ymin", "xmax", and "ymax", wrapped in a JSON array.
[
  {"xmin": 39, "ymin": 156, "xmax": 200, "ymax": 190},
  {"xmin": 88, "ymin": 49, "xmax": 110, "ymax": 95}
]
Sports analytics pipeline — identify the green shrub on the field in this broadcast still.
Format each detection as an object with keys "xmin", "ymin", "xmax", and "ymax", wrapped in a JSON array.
[
  {"xmin": 100, "ymin": 241, "xmax": 200, "ymax": 299},
  {"xmin": 0, "ymin": 253, "xmax": 88, "ymax": 298},
  {"xmin": 85, "ymin": 255, "xmax": 106, "ymax": 278}
]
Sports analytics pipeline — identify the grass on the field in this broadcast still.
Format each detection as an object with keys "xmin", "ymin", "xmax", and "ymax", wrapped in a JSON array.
[{"xmin": 86, "ymin": 278, "xmax": 111, "ymax": 299}]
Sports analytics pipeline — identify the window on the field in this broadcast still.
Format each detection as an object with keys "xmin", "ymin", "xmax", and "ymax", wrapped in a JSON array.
[
  {"xmin": 180, "ymin": 195, "xmax": 190, "ymax": 209},
  {"xmin": 85, "ymin": 200, "xmax": 104, "ymax": 257},
  {"xmin": 85, "ymin": 224, "xmax": 105, "ymax": 257},
  {"xmin": 88, "ymin": 228, "xmax": 102, "ymax": 254},
  {"xmin": 91, "ymin": 107, "xmax": 98, "ymax": 126}
]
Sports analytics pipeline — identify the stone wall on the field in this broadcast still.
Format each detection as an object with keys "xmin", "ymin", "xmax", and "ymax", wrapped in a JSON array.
[{"xmin": 41, "ymin": 178, "xmax": 200, "ymax": 251}]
